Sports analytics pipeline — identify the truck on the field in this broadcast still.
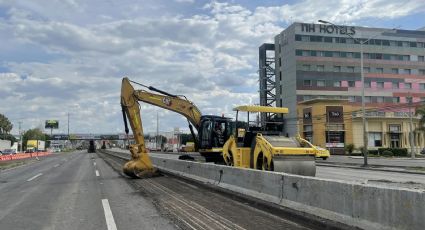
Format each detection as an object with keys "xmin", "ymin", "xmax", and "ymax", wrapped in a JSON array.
[
  {"xmin": 27, "ymin": 140, "xmax": 46, "ymax": 152},
  {"xmin": 0, "ymin": 139, "xmax": 11, "ymax": 152}
]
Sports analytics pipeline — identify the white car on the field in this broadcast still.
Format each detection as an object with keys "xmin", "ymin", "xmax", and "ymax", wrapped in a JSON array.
[{"xmin": 53, "ymin": 148, "xmax": 61, "ymax": 153}]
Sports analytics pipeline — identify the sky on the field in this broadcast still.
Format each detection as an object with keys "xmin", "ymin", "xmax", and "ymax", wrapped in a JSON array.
[{"xmin": 1, "ymin": 0, "xmax": 424, "ymax": 135}]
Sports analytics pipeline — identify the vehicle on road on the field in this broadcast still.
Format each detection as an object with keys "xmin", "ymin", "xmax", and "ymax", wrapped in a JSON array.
[
  {"xmin": 52, "ymin": 148, "xmax": 61, "ymax": 153},
  {"xmin": 87, "ymin": 140, "xmax": 96, "ymax": 153},
  {"xmin": 2, "ymin": 149, "xmax": 17, "ymax": 155},
  {"xmin": 27, "ymin": 140, "xmax": 46, "ymax": 152},
  {"xmin": 222, "ymin": 106, "xmax": 319, "ymax": 176}
]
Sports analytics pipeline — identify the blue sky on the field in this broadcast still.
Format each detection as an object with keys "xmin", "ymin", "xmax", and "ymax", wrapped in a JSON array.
[{"xmin": 0, "ymin": 0, "xmax": 424, "ymax": 135}]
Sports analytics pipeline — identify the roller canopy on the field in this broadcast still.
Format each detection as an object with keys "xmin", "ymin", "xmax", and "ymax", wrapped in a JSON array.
[{"xmin": 233, "ymin": 105, "xmax": 289, "ymax": 114}]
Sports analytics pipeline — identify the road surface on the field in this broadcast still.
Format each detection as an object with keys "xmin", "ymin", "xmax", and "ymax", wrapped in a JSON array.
[{"xmin": 0, "ymin": 151, "xmax": 175, "ymax": 230}]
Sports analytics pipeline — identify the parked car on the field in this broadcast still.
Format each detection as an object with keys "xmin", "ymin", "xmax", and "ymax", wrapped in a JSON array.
[
  {"xmin": 53, "ymin": 148, "xmax": 61, "ymax": 153},
  {"xmin": 2, "ymin": 149, "xmax": 16, "ymax": 155}
]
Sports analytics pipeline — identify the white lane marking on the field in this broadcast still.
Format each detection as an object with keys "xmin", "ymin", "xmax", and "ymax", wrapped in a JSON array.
[
  {"xmin": 95, "ymin": 170, "xmax": 100, "ymax": 177},
  {"xmin": 93, "ymin": 162, "xmax": 96, "ymax": 166},
  {"xmin": 27, "ymin": 173, "xmax": 43, "ymax": 182},
  {"xmin": 101, "ymin": 199, "xmax": 118, "ymax": 230},
  {"xmin": 53, "ymin": 164, "xmax": 60, "ymax": 168}
]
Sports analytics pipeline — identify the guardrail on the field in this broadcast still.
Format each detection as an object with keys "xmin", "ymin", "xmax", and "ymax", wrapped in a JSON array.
[
  {"xmin": 100, "ymin": 149, "xmax": 424, "ymax": 230},
  {"xmin": 0, "ymin": 152, "xmax": 51, "ymax": 161}
]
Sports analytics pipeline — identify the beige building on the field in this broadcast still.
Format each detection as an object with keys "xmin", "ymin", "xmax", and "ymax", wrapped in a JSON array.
[{"xmin": 298, "ymin": 99, "xmax": 424, "ymax": 154}]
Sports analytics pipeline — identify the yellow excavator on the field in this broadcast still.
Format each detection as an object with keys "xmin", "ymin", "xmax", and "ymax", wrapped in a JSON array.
[
  {"xmin": 222, "ymin": 106, "xmax": 323, "ymax": 176},
  {"xmin": 120, "ymin": 77, "xmax": 231, "ymax": 178}
]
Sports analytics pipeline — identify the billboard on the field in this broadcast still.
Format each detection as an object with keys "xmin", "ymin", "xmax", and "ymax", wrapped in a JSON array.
[{"xmin": 45, "ymin": 120, "xmax": 59, "ymax": 129}]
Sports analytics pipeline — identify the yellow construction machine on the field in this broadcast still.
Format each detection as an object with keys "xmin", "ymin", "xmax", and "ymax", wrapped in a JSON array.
[
  {"xmin": 222, "ymin": 105, "xmax": 323, "ymax": 176},
  {"xmin": 120, "ymin": 77, "xmax": 231, "ymax": 178}
]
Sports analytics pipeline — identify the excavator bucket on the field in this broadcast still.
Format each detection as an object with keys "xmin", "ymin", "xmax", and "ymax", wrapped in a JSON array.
[
  {"xmin": 122, "ymin": 145, "xmax": 160, "ymax": 179},
  {"xmin": 273, "ymin": 155, "xmax": 316, "ymax": 177}
]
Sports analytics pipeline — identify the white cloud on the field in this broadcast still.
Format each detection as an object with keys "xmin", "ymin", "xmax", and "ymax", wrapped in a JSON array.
[{"xmin": 0, "ymin": 0, "xmax": 423, "ymax": 135}]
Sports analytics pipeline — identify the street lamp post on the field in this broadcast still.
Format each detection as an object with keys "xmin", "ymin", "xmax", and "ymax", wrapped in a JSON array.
[
  {"xmin": 318, "ymin": 20, "xmax": 389, "ymax": 166},
  {"xmin": 318, "ymin": 20, "xmax": 398, "ymax": 166}
]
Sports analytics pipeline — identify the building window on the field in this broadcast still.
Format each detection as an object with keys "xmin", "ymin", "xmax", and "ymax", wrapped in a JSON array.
[
  {"xmin": 402, "ymin": 55, "xmax": 410, "ymax": 61},
  {"xmin": 324, "ymin": 37, "xmax": 333, "ymax": 43},
  {"xmin": 364, "ymin": 82, "xmax": 371, "ymax": 88},
  {"xmin": 346, "ymin": 52, "xmax": 353, "ymax": 58},
  {"xmin": 365, "ymin": 96, "xmax": 372, "ymax": 103},
  {"xmin": 347, "ymin": 66, "xmax": 355, "ymax": 73},
  {"xmin": 363, "ymin": 67, "xmax": 370, "ymax": 73},
  {"xmin": 279, "ymin": 72, "xmax": 282, "ymax": 81},
  {"xmin": 420, "ymin": 83, "xmax": 425, "ymax": 90},
  {"xmin": 419, "ymin": 69, "xmax": 425, "ymax": 75},
  {"xmin": 296, "ymin": 50, "xmax": 302, "ymax": 56},
  {"xmin": 302, "ymin": 64, "xmax": 311, "ymax": 71},
  {"xmin": 406, "ymin": 97, "xmax": 413, "ymax": 103},
  {"xmin": 333, "ymin": 66, "xmax": 341, "ymax": 72},
  {"xmin": 324, "ymin": 51, "xmax": 332, "ymax": 57},
  {"xmin": 295, "ymin": 35, "xmax": 302, "ymax": 41},
  {"xmin": 317, "ymin": 65, "xmax": 324, "ymax": 72},
  {"xmin": 377, "ymin": 97, "xmax": 384, "ymax": 103},
  {"xmin": 404, "ymin": 83, "xmax": 412, "ymax": 89},
  {"xmin": 419, "ymin": 56, "xmax": 424, "ymax": 62},
  {"xmin": 279, "ymin": 85, "xmax": 282, "ymax": 94},
  {"xmin": 348, "ymin": 81, "xmax": 355, "ymax": 87},
  {"xmin": 391, "ymin": 68, "xmax": 399, "ymax": 74},
  {"xmin": 392, "ymin": 82, "xmax": 399, "ymax": 89},
  {"xmin": 368, "ymin": 132, "xmax": 382, "ymax": 147},
  {"xmin": 334, "ymin": 81, "xmax": 341, "ymax": 87},
  {"xmin": 389, "ymin": 124, "xmax": 401, "ymax": 132},
  {"xmin": 301, "ymin": 36, "xmax": 309, "ymax": 42},
  {"xmin": 348, "ymin": 96, "xmax": 356, "ymax": 102},
  {"xmin": 392, "ymin": 97, "xmax": 400, "ymax": 103},
  {"xmin": 303, "ymin": 95, "xmax": 312, "ymax": 101},
  {"xmin": 302, "ymin": 50, "xmax": 309, "ymax": 56},
  {"xmin": 403, "ymin": 69, "xmax": 411, "ymax": 75},
  {"xmin": 377, "ymin": 82, "xmax": 384, "ymax": 88},
  {"xmin": 317, "ymin": 80, "xmax": 326, "ymax": 87},
  {"xmin": 303, "ymin": 80, "xmax": 312, "ymax": 86},
  {"xmin": 376, "ymin": 68, "xmax": 383, "ymax": 74}
]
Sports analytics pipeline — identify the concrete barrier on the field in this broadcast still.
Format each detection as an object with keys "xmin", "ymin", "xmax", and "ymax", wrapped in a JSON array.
[
  {"xmin": 151, "ymin": 156, "xmax": 425, "ymax": 230},
  {"xmin": 0, "ymin": 152, "xmax": 51, "ymax": 161}
]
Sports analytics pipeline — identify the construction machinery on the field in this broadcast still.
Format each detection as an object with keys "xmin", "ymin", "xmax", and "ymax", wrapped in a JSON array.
[
  {"xmin": 120, "ymin": 77, "xmax": 231, "ymax": 178},
  {"xmin": 222, "ymin": 105, "xmax": 322, "ymax": 176}
]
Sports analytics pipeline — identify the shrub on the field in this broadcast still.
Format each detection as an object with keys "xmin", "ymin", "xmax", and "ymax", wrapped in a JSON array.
[
  {"xmin": 381, "ymin": 150, "xmax": 393, "ymax": 156},
  {"xmin": 368, "ymin": 150, "xmax": 379, "ymax": 155},
  {"xmin": 378, "ymin": 148, "xmax": 408, "ymax": 157},
  {"xmin": 345, "ymin": 144, "xmax": 355, "ymax": 155}
]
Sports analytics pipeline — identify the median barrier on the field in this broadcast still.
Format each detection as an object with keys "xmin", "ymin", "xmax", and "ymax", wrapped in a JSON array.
[
  {"xmin": 0, "ymin": 152, "xmax": 51, "ymax": 161},
  {"xmin": 150, "ymin": 156, "xmax": 424, "ymax": 230}
]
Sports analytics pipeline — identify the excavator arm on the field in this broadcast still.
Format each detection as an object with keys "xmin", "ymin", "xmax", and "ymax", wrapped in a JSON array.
[{"xmin": 120, "ymin": 77, "xmax": 202, "ymax": 178}]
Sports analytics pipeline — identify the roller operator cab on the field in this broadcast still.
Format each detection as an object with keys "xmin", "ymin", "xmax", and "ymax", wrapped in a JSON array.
[{"xmin": 222, "ymin": 105, "xmax": 319, "ymax": 177}]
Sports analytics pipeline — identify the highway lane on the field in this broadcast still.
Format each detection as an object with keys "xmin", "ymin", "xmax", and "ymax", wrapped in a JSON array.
[{"xmin": 0, "ymin": 151, "xmax": 176, "ymax": 230}]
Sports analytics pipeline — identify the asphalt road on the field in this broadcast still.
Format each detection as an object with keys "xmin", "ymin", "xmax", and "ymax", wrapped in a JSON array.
[{"xmin": 0, "ymin": 151, "xmax": 175, "ymax": 230}]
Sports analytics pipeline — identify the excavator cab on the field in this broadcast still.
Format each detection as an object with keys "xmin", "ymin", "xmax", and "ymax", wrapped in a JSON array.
[{"xmin": 198, "ymin": 115, "xmax": 232, "ymax": 162}]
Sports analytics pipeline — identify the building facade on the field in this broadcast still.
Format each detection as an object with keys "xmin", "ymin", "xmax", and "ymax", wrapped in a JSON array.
[
  {"xmin": 298, "ymin": 99, "xmax": 424, "ymax": 153},
  {"xmin": 273, "ymin": 22, "xmax": 425, "ymax": 152}
]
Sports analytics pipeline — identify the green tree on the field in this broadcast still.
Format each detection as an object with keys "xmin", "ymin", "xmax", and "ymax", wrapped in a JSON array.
[
  {"xmin": 416, "ymin": 106, "xmax": 425, "ymax": 132},
  {"xmin": 22, "ymin": 128, "xmax": 47, "ymax": 149},
  {"xmin": 179, "ymin": 133, "xmax": 194, "ymax": 145},
  {"xmin": 0, "ymin": 113, "xmax": 13, "ymax": 139}
]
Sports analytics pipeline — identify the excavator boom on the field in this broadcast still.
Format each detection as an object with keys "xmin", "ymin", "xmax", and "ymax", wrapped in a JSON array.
[{"xmin": 121, "ymin": 78, "xmax": 158, "ymax": 178}]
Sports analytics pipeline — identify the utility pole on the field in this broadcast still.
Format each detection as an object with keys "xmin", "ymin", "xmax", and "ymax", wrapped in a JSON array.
[
  {"xmin": 18, "ymin": 121, "xmax": 22, "ymax": 152},
  {"xmin": 68, "ymin": 112, "xmax": 70, "ymax": 148},
  {"xmin": 156, "ymin": 111, "xmax": 159, "ymax": 150},
  {"xmin": 408, "ymin": 95, "xmax": 415, "ymax": 159}
]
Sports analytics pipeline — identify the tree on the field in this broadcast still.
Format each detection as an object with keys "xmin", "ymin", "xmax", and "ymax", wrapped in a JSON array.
[
  {"xmin": 416, "ymin": 106, "xmax": 425, "ymax": 132},
  {"xmin": 0, "ymin": 113, "xmax": 13, "ymax": 139},
  {"xmin": 22, "ymin": 128, "xmax": 47, "ymax": 149},
  {"xmin": 179, "ymin": 133, "xmax": 194, "ymax": 145}
]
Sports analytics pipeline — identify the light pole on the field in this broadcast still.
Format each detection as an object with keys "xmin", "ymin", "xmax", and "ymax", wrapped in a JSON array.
[{"xmin": 318, "ymin": 20, "xmax": 397, "ymax": 166}]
